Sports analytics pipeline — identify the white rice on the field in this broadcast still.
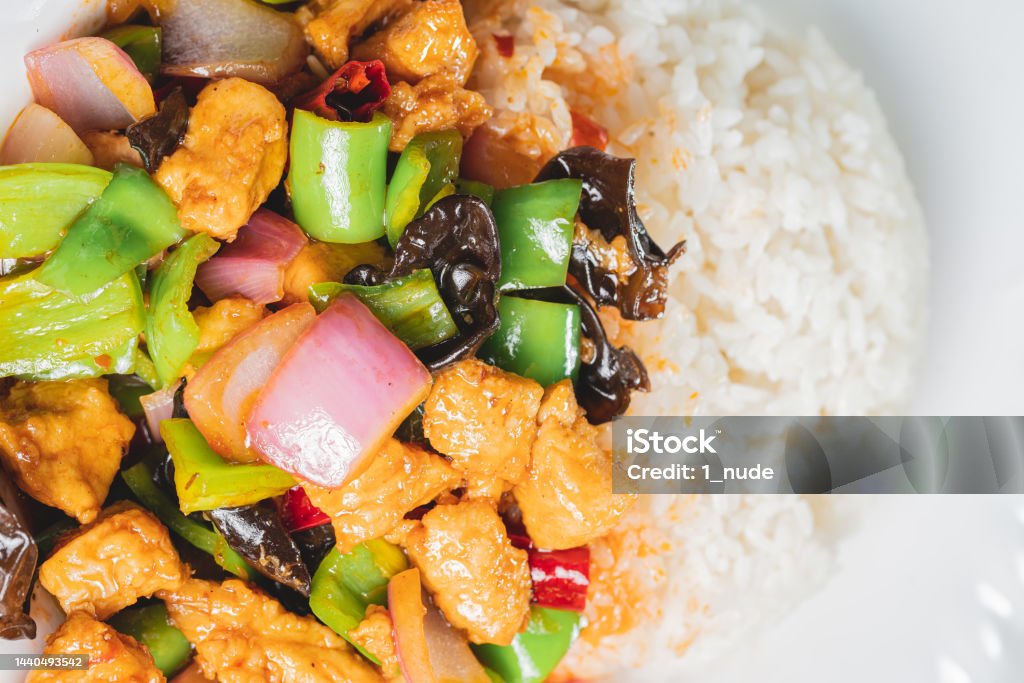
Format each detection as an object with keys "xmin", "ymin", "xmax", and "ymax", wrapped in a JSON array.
[{"xmin": 470, "ymin": 0, "xmax": 926, "ymax": 679}]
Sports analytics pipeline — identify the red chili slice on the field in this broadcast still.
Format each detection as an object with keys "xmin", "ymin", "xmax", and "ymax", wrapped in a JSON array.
[
  {"xmin": 570, "ymin": 109, "xmax": 610, "ymax": 151},
  {"xmin": 293, "ymin": 59, "xmax": 391, "ymax": 123},
  {"xmin": 528, "ymin": 545, "xmax": 591, "ymax": 613},
  {"xmin": 493, "ymin": 33, "xmax": 515, "ymax": 58},
  {"xmin": 280, "ymin": 486, "xmax": 330, "ymax": 532}
]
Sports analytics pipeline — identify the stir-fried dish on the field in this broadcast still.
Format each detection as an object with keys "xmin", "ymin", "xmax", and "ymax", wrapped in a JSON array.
[{"xmin": 0, "ymin": 1, "xmax": 684, "ymax": 681}]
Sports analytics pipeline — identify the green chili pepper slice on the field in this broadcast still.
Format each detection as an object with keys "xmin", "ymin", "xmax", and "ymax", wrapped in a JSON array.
[
  {"xmin": 161, "ymin": 418, "xmax": 296, "ymax": 514},
  {"xmin": 108, "ymin": 604, "xmax": 191, "ymax": 676},
  {"xmin": 37, "ymin": 164, "xmax": 187, "ymax": 297},
  {"xmin": 479, "ymin": 295, "xmax": 581, "ymax": 386},
  {"xmin": 472, "ymin": 607, "xmax": 582, "ymax": 683},
  {"xmin": 289, "ymin": 110, "xmax": 391, "ymax": 244},
  {"xmin": 385, "ymin": 130, "xmax": 462, "ymax": 246},
  {"xmin": 101, "ymin": 25, "xmax": 162, "ymax": 82},
  {"xmin": 146, "ymin": 234, "xmax": 220, "ymax": 386},
  {"xmin": 454, "ymin": 178, "xmax": 495, "ymax": 206},
  {"xmin": 492, "ymin": 179, "xmax": 583, "ymax": 291}
]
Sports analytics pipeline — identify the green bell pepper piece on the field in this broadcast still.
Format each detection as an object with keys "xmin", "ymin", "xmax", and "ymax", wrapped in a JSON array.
[
  {"xmin": 478, "ymin": 295, "xmax": 581, "ymax": 386},
  {"xmin": 108, "ymin": 604, "xmax": 191, "ymax": 676},
  {"xmin": 455, "ymin": 178, "xmax": 495, "ymax": 206},
  {"xmin": 38, "ymin": 164, "xmax": 187, "ymax": 296},
  {"xmin": 0, "ymin": 163, "xmax": 111, "ymax": 258},
  {"xmin": 289, "ymin": 110, "xmax": 391, "ymax": 243},
  {"xmin": 472, "ymin": 607, "xmax": 582, "ymax": 683},
  {"xmin": 121, "ymin": 459, "xmax": 254, "ymax": 580},
  {"xmin": 309, "ymin": 269, "xmax": 458, "ymax": 350},
  {"xmin": 385, "ymin": 130, "xmax": 462, "ymax": 246},
  {"xmin": 0, "ymin": 269, "xmax": 144, "ymax": 380},
  {"xmin": 492, "ymin": 179, "xmax": 583, "ymax": 291},
  {"xmin": 161, "ymin": 418, "xmax": 296, "ymax": 514},
  {"xmin": 101, "ymin": 25, "xmax": 162, "ymax": 82},
  {"xmin": 146, "ymin": 234, "xmax": 220, "ymax": 386},
  {"xmin": 310, "ymin": 540, "xmax": 408, "ymax": 661}
]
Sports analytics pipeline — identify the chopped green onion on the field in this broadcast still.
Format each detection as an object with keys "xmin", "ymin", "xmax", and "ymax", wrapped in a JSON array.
[
  {"xmin": 0, "ymin": 269, "xmax": 144, "ymax": 380},
  {"xmin": 289, "ymin": 110, "xmax": 391, "ymax": 244},
  {"xmin": 101, "ymin": 26, "xmax": 162, "ymax": 82},
  {"xmin": 385, "ymin": 130, "xmax": 462, "ymax": 246},
  {"xmin": 479, "ymin": 295, "xmax": 581, "ymax": 386},
  {"xmin": 0, "ymin": 163, "xmax": 111, "ymax": 259},
  {"xmin": 161, "ymin": 418, "xmax": 295, "ymax": 514},
  {"xmin": 108, "ymin": 604, "xmax": 191, "ymax": 676},
  {"xmin": 492, "ymin": 179, "xmax": 583, "ymax": 291},
  {"xmin": 309, "ymin": 269, "xmax": 458, "ymax": 351},
  {"xmin": 472, "ymin": 607, "xmax": 582, "ymax": 683},
  {"xmin": 146, "ymin": 234, "xmax": 220, "ymax": 386},
  {"xmin": 38, "ymin": 164, "xmax": 187, "ymax": 296}
]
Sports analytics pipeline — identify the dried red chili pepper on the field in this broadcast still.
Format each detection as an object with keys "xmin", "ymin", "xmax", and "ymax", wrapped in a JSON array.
[
  {"xmin": 280, "ymin": 486, "xmax": 330, "ymax": 533},
  {"xmin": 569, "ymin": 110, "xmax": 609, "ymax": 151},
  {"xmin": 293, "ymin": 60, "xmax": 391, "ymax": 123}
]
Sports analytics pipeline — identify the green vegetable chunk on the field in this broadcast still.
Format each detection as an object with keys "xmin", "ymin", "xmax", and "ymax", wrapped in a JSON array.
[
  {"xmin": 309, "ymin": 269, "xmax": 458, "ymax": 350},
  {"xmin": 161, "ymin": 418, "xmax": 295, "ymax": 514},
  {"xmin": 385, "ymin": 130, "xmax": 462, "ymax": 246},
  {"xmin": 146, "ymin": 234, "xmax": 219, "ymax": 386},
  {"xmin": 472, "ymin": 607, "xmax": 582, "ymax": 683},
  {"xmin": 310, "ymin": 540, "xmax": 408, "ymax": 662},
  {"xmin": 101, "ymin": 25, "xmax": 162, "ymax": 82},
  {"xmin": 38, "ymin": 164, "xmax": 187, "ymax": 296},
  {"xmin": 455, "ymin": 178, "xmax": 495, "ymax": 206},
  {"xmin": 121, "ymin": 460, "xmax": 254, "ymax": 580},
  {"xmin": 108, "ymin": 604, "xmax": 191, "ymax": 676},
  {"xmin": 0, "ymin": 163, "xmax": 111, "ymax": 258},
  {"xmin": 0, "ymin": 269, "xmax": 144, "ymax": 380},
  {"xmin": 479, "ymin": 295, "xmax": 581, "ymax": 386},
  {"xmin": 289, "ymin": 110, "xmax": 391, "ymax": 243},
  {"xmin": 492, "ymin": 179, "xmax": 583, "ymax": 291}
]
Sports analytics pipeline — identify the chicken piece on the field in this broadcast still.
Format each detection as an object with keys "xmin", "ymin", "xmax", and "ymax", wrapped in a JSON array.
[
  {"xmin": 513, "ymin": 381, "xmax": 635, "ymax": 550},
  {"xmin": 303, "ymin": 0, "xmax": 414, "ymax": 70},
  {"xmin": 382, "ymin": 73, "xmax": 491, "ymax": 151},
  {"xmin": 39, "ymin": 503, "xmax": 187, "ymax": 620},
  {"xmin": 160, "ymin": 578, "xmax": 381, "ymax": 683},
  {"xmin": 155, "ymin": 78, "xmax": 287, "ymax": 241},
  {"xmin": 0, "ymin": 379, "xmax": 134, "ymax": 524},
  {"xmin": 281, "ymin": 240, "xmax": 388, "ymax": 305},
  {"xmin": 423, "ymin": 359, "xmax": 541, "ymax": 496},
  {"xmin": 352, "ymin": 0, "xmax": 478, "ymax": 86},
  {"xmin": 27, "ymin": 612, "xmax": 163, "ymax": 683},
  {"xmin": 404, "ymin": 501, "xmax": 530, "ymax": 645},
  {"xmin": 303, "ymin": 438, "xmax": 459, "ymax": 553},
  {"xmin": 80, "ymin": 131, "xmax": 144, "ymax": 171},
  {"xmin": 193, "ymin": 297, "xmax": 266, "ymax": 358},
  {"xmin": 348, "ymin": 606, "xmax": 399, "ymax": 677}
]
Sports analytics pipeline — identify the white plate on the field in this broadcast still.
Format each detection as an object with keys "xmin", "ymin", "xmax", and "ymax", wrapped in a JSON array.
[{"xmin": 1, "ymin": 2, "xmax": 1022, "ymax": 682}]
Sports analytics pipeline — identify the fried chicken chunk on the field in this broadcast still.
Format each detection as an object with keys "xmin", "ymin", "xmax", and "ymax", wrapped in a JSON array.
[
  {"xmin": 382, "ymin": 73, "xmax": 491, "ymax": 151},
  {"xmin": 160, "ymin": 579, "xmax": 381, "ymax": 683},
  {"xmin": 404, "ymin": 501, "xmax": 531, "ymax": 645},
  {"xmin": 192, "ymin": 298, "xmax": 266, "ymax": 358},
  {"xmin": 352, "ymin": 0, "xmax": 478, "ymax": 85},
  {"xmin": 27, "ymin": 612, "xmax": 163, "ymax": 683},
  {"xmin": 513, "ymin": 381, "xmax": 635, "ymax": 550},
  {"xmin": 39, "ymin": 503, "xmax": 187, "ymax": 620},
  {"xmin": 155, "ymin": 78, "xmax": 287, "ymax": 240},
  {"xmin": 281, "ymin": 241, "xmax": 388, "ymax": 305},
  {"xmin": 302, "ymin": 0, "xmax": 413, "ymax": 70},
  {"xmin": 423, "ymin": 359, "xmax": 542, "ymax": 498},
  {"xmin": 348, "ymin": 606, "xmax": 399, "ymax": 678},
  {"xmin": 303, "ymin": 438, "xmax": 459, "ymax": 553},
  {"xmin": 0, "ymin": 379, "xmax": 134, "ymax": 524}
]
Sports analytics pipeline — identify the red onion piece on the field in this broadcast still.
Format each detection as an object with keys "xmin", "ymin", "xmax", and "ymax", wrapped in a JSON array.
[
  {"xmin": 389, "ymin": 568, "xmax": 435, "ymax": 683},
  {"xmin": 280, "ymin": 486, "xmax": 330, "ymax": 533},
  {"xmin": 195, "ymin": 209, "xmax": 307, "ymax": 306},
  {"xmin": 0, "ymin": 104, "xmax": 94, "ymax": 165},
  {"xmin": 422, "ymin": 599, "xmax": 491, "ymax": 683},
  {"xmin": 293, "ymin": 60, "xmax": 391, "ymax": 123},
  {"xmin": 247, "ymin": 294, "xmax": 431, "ymax": 488},
  {"xmin": 24, "ymin": 37, "xmax": 156, "ymax": 134},
  {"xmin": 160, "ymin": 0, "xmax": 309, "ymax": 86},
  {"xmin": 139, "ymin": 380, "xmax": 181, "ymax": 444},
  {"xmin": 184, "ymin": 303, "xmax": 317, "ymax": 462}
]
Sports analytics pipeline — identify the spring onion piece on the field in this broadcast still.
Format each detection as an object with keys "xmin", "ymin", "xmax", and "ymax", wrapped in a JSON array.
[
  {"xmin": 247, "ymin": 294, "xmax": 432, "ymax": 488},
  {"xmin": 492, "ymin": 179, "xmax": 582, "ymax": 291},
  {"xmin": 472, "ymin": 607, "xmax": 582, "ymax": 683},
  {"xmin": 160, "ymin": 418, "xmax": 295, "ymax": 514},
  {"xmin": 289, "ymin": 110, "xmax": 391, "ymax": 243},
  {"xmin": 101, "ymin": 25, "xmax": 162, "ymax": 83},
  {"xmin": 0, "ymin": 269, "xmax": 144, "ymax": 380},
  {"xmin": 310, "ymin": 540, "xmax": 408, "ymax": 660},
  {"xmin": 147, "ymin": 234, "xmax": 220, "ymax": 386},
  {"xmin": 385, "ymin": 130, "xmax": 462, "ymax": 246},
  {"xmin": 121, "ymin": 460, "xmax": 254, "ymax": 580},
  {"xmin": 309, "ymin": 269, "xmax": 458, "ymax": 351},
  {"xmin": 478, "ymin": 295, "xmax": 581, "ymax": 386},
  {"xmin": 0, "ymin": 163, "xmax": 110, "ymax": 258},
  {"xmin": 0, "ymin": 105, "xmax": 94, "ymax": 166},
  {"xmin": 38, "ymin": 164, "xmax": 187, "ymax": 297},
  {"xmin": 454, "ymin": 178, "xmax": 495, "ymax": 206},
  {"xmin": 108, "ymin": 604, "xmax": 191, "ymax": 676}
]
